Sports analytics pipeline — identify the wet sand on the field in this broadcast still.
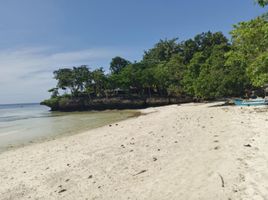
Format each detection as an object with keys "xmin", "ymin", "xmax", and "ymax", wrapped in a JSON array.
[{"xmin": 0, "ymin": 103, "xmax": 268, "ymax": 200}]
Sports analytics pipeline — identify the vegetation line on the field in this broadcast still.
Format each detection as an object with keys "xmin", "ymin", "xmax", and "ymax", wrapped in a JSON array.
[{"xmin": 42, "ymin": 1, "xmax": 268, "ymax": 111}]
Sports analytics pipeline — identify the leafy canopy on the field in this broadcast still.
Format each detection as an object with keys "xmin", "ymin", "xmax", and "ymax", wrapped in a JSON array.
[
  {"xmin": 110, "ymin": 56, "xmax": 131, "ymax": 74},
  {"xmin": 231, "ymin": 16, "xmax": 268, "ymax": 87},
  {"xmin": 256, "ymin": 0, "xmax": 268, "ymax": 7},
  {"xmin": 47, "ymin": 2, "xmax": 268, "ymax": 102}
]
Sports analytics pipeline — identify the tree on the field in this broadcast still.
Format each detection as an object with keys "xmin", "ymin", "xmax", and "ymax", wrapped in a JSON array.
[
  {"xmin": 180, "ymin": 32, "xmax": 229, "ymax": 98},
  {"xmin": 140, "ymin": 66, "xmax": 155, "ymax": 97},
  {"xmin": 47, "ymin": 15, "xmax": 268, "ymax": 105},
  {"xmin": 180, "ymin": 32, "xmax": 229, "ymax": 64},
  {"xmin": 194, "ymin": 44, "xmax": 230, "ymax": 99},
  {"xmin": 247, "ymin": 51, "xmax": 268, "ymax": 87},
  {"xmin": 256, "ymin": 0, "xmax": 268, "ymax": 7},
  {"xmin": 110, "ymin": 56, "xmax": 131, "ymax": 74},
  {"xmin": 48, "ymin": 88, "xmax": 59, "ymax": 98},
  {"xmin": 72, "ymin": 65, "xmax": 91, "ymax": 94},
  {"xmin": 91, "ymin": 68, "xmax": 108, "ymax": 97},
  {"xmin": 223, "ymin": 51, "xmax": 250, "ymax": 96},
  {"xmin": 179, "ymin": 38, "xmax": 198, "ymax": 64},
  {"xmin": 231, "ymin": 16, "xmax": 268, "ymax": 87},
  {"xmin": 182, "ymin": 52, "xmax": 206, "ymax": 96},
  {"xmin": 164, "ymin": 55, "xmax": 185, "ymax": 96},
  {"xmin": 53, "ymin": 68, "xmax": 74, "ymax": 92},
  {"xmin": 143, "ymin": 38, "xmax": 180, "ymax": 62},
  {"xmin": 114, "ymin": 64, "xmax": 134, "ymax": 90},
  {"xmin": 231, "ymin": 16, "xmax": 268, "ymax": 62},
  {"xmin": 53, "ymin": 66, "xmax": 91, "ymax": 97}
]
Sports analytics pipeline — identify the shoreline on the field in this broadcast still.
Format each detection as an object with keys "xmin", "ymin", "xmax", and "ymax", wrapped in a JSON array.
[
  {"xmin": 0, "ymin": 103, "xmax": 268, "ymax": 199},
  {"xmin": 0, "ymin": 109, "xmax": 141, "ymax": 154}
]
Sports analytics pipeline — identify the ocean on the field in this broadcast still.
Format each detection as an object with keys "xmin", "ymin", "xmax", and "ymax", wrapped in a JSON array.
[{"xmin": 0, "ymin": 103, "xmax": 137, "ymax": 152}]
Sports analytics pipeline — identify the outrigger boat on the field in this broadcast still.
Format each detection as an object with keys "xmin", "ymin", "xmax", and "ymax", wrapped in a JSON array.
[{"xmin": 234, "ymin": 98, "xmax": 268, "ymax": 106}]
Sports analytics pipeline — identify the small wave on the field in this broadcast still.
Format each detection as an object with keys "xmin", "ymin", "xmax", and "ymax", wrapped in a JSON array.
[{"xmin": 0, "ymin": 114, "xmax": 62, "ymax": 123}]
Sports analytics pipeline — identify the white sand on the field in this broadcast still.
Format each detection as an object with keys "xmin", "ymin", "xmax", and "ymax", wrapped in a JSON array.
[{"xmin": 0, "ymin": 103, "xmax": 268, "ymax": 200}]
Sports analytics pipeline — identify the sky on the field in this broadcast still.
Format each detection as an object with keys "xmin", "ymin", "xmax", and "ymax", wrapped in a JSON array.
[{"xmin": 0, "ymin": 0, "xmax": 265, "ymax": 104}]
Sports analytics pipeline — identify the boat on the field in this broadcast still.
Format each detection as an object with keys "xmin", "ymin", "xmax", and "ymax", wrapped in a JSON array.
[{"xmin": 234, "ymin": 98, "xmax": 268, "ymax": 106}]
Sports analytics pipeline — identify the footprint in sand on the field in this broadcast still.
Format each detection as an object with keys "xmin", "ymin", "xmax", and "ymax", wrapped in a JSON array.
[
  {"xmin": 239, "ymin": 174, "xmax": 245, "ymax": 182},
  {"xmin": 214, "ymin": 146, "xmax": 220, "ymax": 150}
]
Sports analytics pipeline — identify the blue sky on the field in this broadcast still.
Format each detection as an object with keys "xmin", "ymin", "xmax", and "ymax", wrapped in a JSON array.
[{"xmin": 0, "ymin": 0, "xmax": 265, "ymax": 104}]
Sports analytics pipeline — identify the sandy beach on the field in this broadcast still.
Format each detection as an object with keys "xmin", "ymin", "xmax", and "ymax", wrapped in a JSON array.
[{"xmin": 0, "ymin": 102, "xmax": 268, "ymax": 200}]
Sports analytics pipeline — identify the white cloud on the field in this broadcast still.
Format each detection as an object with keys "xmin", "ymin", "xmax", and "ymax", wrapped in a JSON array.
[{"xmin": 0, "ymin": 47, "xmax": 133, "ymax": 104}]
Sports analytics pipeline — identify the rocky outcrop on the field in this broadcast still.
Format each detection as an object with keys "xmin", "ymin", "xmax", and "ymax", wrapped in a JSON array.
[{"xmin": 41, "ymin": 96, "xmax": 193, "ymax": 111}]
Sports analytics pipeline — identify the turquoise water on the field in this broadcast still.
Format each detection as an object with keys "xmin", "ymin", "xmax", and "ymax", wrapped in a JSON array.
[{"xmin": 0, "ymin": 103, "xmax": 137, "ymax": 152}]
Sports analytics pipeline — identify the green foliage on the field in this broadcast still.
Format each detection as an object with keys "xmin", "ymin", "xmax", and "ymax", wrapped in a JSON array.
[
  {"xmin": 256, "ymin": 0, "xmax": 268, "ymax": 7},
  {"xmin": 53, "ymin": 65, "xmax": 91, "ymax": 96},
  {"xmin": 46, "ymin": 13, "xmax": 268, "ymax": 103},
  {"xmin": 180, "ymin": 32, "xmax": 229, "ymax": 64},
  {"xmin": 91, "ymin": 68, "xmax": 108, "ymax": 97},
  {"xmin": 194, "ymin": 45, "xmax": 230, "ymax": 99},
  {"xmin": 181, "ymin": 32, "xmax": 230, "ymax": 98},
  {"xmin": 182, "ymin": 52, "xmax": 206, "ymax": 95},
  {"xmin": 162, "ymin": 55, "xmax": 185, "ymax": 96},
  {"xmin": 48, "ymin": 88, "xmax": 59, "ymax": 98},
  {"xmin": 110, "ymin": 56, "xmax": 131, "ymax": 74},
  {"xmin": 231, "ymin": 16, "xmax": 268, "ymax": 61},
  {"xmin": 231, "ymin": 16, "xmax": 268, "ymax": 87},
  {"xmin": 223, "ymin": 51, "xmax": 250, "ymax": 96},
  {"xmin": 248, "ymin": 51, "xmax": 268, "ymax": 87},
  {"xmin": 143, "ymin": 38, "xmax": 180, "ymax": 62},
  {"xmin": 41, "ymin": 97, "xmax": 60, "ymax": 110},
  {"xmin": 53, "ymin": 68, "xmax": 73, "ymax": 90}
]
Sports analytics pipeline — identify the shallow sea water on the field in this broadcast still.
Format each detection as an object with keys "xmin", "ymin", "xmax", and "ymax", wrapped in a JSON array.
[{"xmin": 0, "ymin": 103, "xmax": 138, "ymax": 152}]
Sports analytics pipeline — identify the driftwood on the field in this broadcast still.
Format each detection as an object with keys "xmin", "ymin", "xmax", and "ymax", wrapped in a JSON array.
[{"xmin": 133, "ymin": 170, "xmax": 147, "ymax": 176}]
